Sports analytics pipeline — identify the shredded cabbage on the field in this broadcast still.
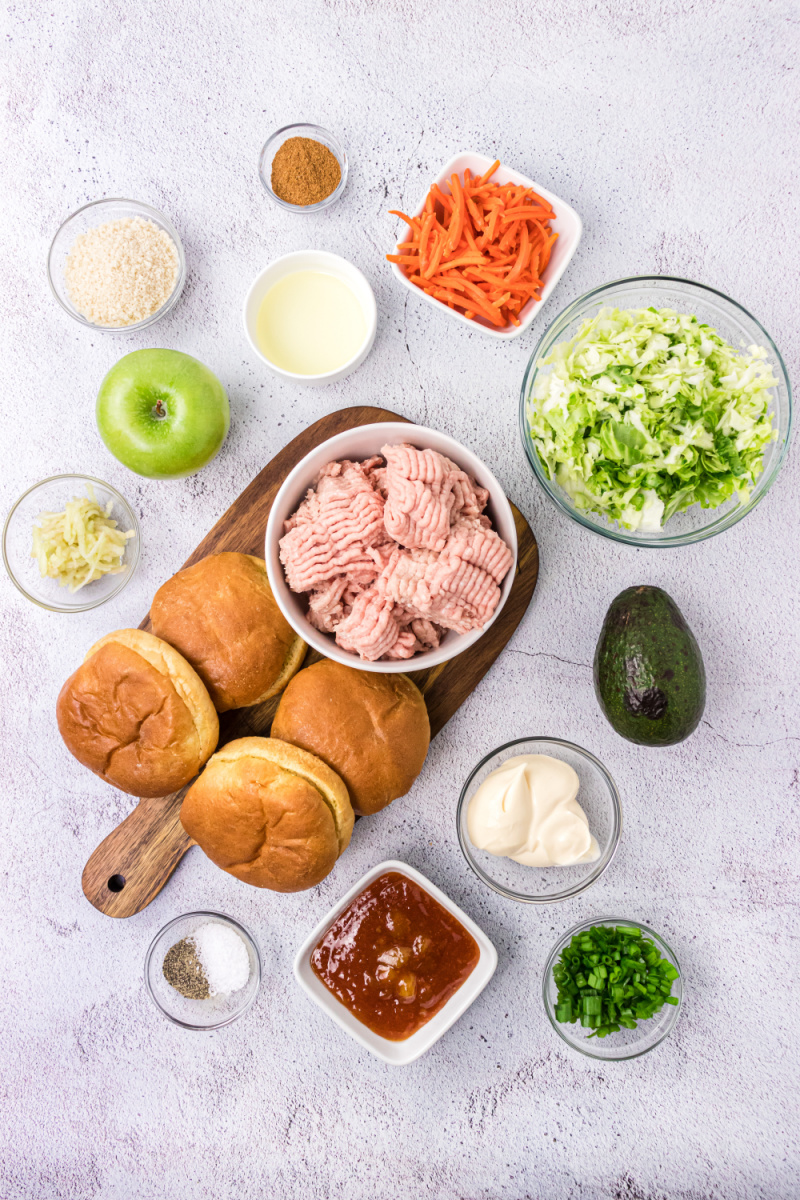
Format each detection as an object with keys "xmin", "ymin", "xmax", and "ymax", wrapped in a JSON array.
[
  {"xmin": 526, "ymin": 306, "xmax": 778, "ymax": 530},
  {"xmin": 31, "ymin": 486, "xmax": 134, "ymax": 592}
]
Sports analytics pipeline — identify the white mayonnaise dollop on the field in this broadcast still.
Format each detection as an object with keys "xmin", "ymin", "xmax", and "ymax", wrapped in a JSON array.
[{"xmin": 466, "ymin": 754, "xmax": 600, "ymax": 867}]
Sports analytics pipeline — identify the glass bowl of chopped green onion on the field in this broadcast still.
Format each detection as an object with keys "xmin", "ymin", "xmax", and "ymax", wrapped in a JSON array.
[
  {"xmin": 520, "ymin": 276, "xmax": 792, "ymax": 546},
  {"xmin": 3, "ymin": 474, "xmax": 140, "ymax": 612},
  {"xmin": 457, "ymin": 737, "xmax": 622, "ymax": 904},
  {"xmin": 543, "ymin": 916, "xmax": 682, "ymax": 1060}
]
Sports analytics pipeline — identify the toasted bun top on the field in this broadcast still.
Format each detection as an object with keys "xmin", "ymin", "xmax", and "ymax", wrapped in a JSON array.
[
  {"xmin": 57, "ymin": 628, "xmax": 219, "ymax": 798},
  {"xmin": 181, "ymin": 737, "xmax": 354, "ymax": 892},
  {"xmin": 271, "ymin": 660, "xmax": 430, "ymax": 815},
  {"xmin": 150, "ymin": 553, "xmax": 306, "ymax": 711}
]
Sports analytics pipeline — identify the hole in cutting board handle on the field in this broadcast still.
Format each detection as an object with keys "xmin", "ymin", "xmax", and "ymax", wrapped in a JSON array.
[{"xmin": 107, "ymin": 874, "xmax": 126, "ymax": 893}]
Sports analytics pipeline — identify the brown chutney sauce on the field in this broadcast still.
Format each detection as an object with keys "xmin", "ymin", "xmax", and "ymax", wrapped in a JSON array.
[{"xmin": 311, "ymin": 871, "xmax": 480, "ymax": 1041}]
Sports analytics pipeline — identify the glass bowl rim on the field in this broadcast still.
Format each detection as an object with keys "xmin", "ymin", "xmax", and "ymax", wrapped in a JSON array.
[
  {"xmin": 2, "ymin": 472, "xmax": 141, "ymax": 612},
  {"xmin": 258, "ymin": 122, "xmax": 348, "ymax": 213},
  {"xmin": 456, "ymin": 735, "xmax": 622, "ymax": 904},
  {"xmin": 144, "ymin": 909, "xmax": 262, "ymax": 1031},
  {"xmin": 542, "ymin": 912, "xmax": 683, "ymax": 1060},
  {"xmin": 519, "ymin": 273, "xmax": 794, "ymax": 547},
  {"xmin": 46, "ymin": 196, "xmax": 186, "ymax": 332}
]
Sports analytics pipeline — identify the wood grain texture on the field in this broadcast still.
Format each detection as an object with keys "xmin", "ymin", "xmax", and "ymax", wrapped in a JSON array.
[{"xmin": 81, "ymin": 406, "xmax": 539, "ymax": 918}]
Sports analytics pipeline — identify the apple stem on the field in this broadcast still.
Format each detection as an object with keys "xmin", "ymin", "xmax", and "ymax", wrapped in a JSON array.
[{"xmin": 153, "ymin": 400, "xmax": 166, "ymax": 420}]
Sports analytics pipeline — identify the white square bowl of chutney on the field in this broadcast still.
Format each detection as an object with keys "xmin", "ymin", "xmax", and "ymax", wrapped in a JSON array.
[{"xmin": 293, "ymin": 859, "xmax": 498, "ymax": 1065}]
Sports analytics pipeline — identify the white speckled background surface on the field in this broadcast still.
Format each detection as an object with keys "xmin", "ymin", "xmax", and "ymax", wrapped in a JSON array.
[{"xmin": 1, "ymin": 1, "xmax": 798, "ymax": 1196}]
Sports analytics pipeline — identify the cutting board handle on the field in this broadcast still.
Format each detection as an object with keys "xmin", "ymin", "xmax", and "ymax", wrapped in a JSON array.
[{"xmin": 81, "ymin": 790, "xmax": 193, "ymax": 919}]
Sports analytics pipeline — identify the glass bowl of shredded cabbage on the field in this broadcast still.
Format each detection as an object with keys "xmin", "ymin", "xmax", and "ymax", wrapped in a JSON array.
[
  {"xmin": 520, "ymin": 277, "xmax": 792, "ymax": 545},
  {"xmin": 3, "ymin": 475, "xmax": 140, "ymax": 612}
]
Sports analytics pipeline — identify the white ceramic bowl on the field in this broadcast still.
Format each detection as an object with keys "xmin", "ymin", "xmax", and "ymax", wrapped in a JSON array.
[
  {"xmin": 388, "ymin": 151, "xmax": 582, "ymax": 340},
  {"xmin": 265, "ymin": 422, "xmax": 518, "ymax": 673},
  {"xmin": 293, "ymin": 860, "xmax": 498, "ymax": 1065},
  {"xmin": 243, "ymin": 250, "xmax": 377, "ymax": 386}
]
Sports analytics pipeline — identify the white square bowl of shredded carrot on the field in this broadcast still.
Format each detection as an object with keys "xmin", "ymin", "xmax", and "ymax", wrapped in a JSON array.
[{"xmin": 386, "ymin": 152, "xmax": 582, "ymax": 339}]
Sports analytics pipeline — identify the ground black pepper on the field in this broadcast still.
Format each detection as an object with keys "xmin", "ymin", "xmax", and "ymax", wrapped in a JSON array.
[
  {"xmin": 271, "ymin": 136, "xmax": 342, "ymax": 206},
  {"xmin": 162, "ymin": 937, "xmax": 210, "ymax": 999}
]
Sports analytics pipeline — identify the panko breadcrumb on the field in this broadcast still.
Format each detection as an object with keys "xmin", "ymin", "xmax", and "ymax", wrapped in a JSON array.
[{"xmin": 64, "ymin": 216, "xmax": 179, "ymax": 327}]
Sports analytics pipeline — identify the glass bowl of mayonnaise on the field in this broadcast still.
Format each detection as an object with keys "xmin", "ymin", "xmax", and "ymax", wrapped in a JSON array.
[{"xmin": 456, "ymin": 737, "xmax": 622, "ymax": 904}]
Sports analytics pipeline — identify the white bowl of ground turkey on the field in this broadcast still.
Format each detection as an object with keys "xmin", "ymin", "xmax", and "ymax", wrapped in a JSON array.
[
  {"xmin": 47, "ymin": 198, "xmax": 186, "ymax": 331},
  {"xmin": 265, "ymin": 423, "xmax": 518, "ymax": 673}
]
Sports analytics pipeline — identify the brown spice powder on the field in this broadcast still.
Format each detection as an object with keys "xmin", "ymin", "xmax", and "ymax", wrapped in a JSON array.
[
  {"xmin": 162, "ymin": 937, "xmax": 210, "ymax": 999},
  {"xmin": 271, "ymin": 137, "xmax": 342, "ymax": 206}
]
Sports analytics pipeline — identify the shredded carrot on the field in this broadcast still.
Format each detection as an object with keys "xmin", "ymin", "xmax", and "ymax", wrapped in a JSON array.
[
  {"xmin": 464, "ymin": 190, "xmax": 484, "ymax": 230},
  {"xmin": 431, "ymin": 184, "xmax": 453, "ymax": 213},
  {"xmin": 447, "ymin": 174, "xmax": 466, "ymax": 253},
  {"xmin": 418, "ymin": 212, "xmax": 436, "ymax": 272},
  {"xmin": 387, "ymin": 164, "xmax": 558, "ymax": 329},
  {"xmin": 388, "ymin": 210, "xmax": 420, "ymax": 232}
]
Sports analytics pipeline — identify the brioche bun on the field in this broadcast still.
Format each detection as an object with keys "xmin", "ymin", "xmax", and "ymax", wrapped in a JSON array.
[
  {"xmin": 271, "ymin": 660, "xmax": 430, "ymax": 816},
  {"xmin": 181, "ymin": 737, "xmax": 354, "ymax": 892},
  {"xmin": 56, "ymin": 628, "xmax": 219, "ymax": 797},
  {"xmin": 150, "ymin": 552, "xmax": 306, "ymax": 712}
]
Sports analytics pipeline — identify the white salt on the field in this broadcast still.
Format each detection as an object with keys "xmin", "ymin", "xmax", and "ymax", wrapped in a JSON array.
[{"xmin": 192, "ymin": 922, "xmax": 250, "ymax": 996}]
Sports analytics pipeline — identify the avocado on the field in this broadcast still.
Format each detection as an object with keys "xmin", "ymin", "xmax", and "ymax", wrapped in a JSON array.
[{"xmin": 593, "ymin": 585, "xmax": 705, "ymax": 746}]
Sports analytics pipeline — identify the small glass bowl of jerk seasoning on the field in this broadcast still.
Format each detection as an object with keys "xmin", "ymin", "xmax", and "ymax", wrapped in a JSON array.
[
  {"xmin": 259, "ymin": 124, "xmax": 348, "ymax": 212},
  {"xmin": 542, "ymin": 916, "xmax": 682, "ymax": 1060},
  {"xmin": 144, "ymin": 911, "xmax": 261, "ymax": 1031}
]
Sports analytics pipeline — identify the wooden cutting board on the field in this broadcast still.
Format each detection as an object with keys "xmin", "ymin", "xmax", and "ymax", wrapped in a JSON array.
[{"xmin": 81, "ymin": 406, "xmax": 539, "ymax": 917}]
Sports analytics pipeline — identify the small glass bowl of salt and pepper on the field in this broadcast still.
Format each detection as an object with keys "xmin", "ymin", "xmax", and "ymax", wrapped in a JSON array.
[
  {"xmin": 258, "ymin": 123, "xmax": 348, "ymax": 212},
  {"xmin": 145, "ymin": 912, "xmax": 261, "ymax": 1030}
]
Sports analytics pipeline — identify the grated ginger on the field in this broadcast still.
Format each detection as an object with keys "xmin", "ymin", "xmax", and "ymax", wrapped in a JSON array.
[{"xmin": 31, "ymin": 487, "xmax": 135, "ymax": 593}]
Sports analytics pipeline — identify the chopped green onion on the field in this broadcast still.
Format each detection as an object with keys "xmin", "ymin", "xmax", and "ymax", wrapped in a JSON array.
[{"xmin": 551, "ymin": 923, "xmax": 680, "ymax": 1040}]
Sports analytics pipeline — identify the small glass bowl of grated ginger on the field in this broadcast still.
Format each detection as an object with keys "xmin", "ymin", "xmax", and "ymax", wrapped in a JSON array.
[
  {"xmin": 47, "ymin": 198, "xmax": 186, "ymax": 332},
  {"xmin": 3, "ymin": 475, "xmax": 140, "ymax": 612},
  {"xmin": 259, "ymin": 123, "xmax": 348, "ymax": 212}
]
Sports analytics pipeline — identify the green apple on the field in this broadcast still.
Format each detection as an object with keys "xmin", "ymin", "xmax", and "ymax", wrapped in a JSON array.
[{"xmin": 96, "ymin": 349, "xmax": 230, "ymax": 479}]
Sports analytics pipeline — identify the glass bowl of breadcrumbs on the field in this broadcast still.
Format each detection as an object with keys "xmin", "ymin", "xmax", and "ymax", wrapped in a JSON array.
[{"xmin": 47, "ymin": 198, "xmax": 186, "ymax": 332}]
